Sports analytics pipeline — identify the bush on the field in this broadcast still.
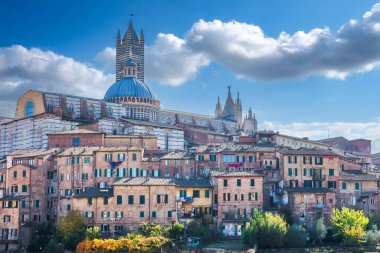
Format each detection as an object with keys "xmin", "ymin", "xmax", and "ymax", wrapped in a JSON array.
[
  {"xmin": 243, "ymin": 210, "xmax": 288, "ymax": 248},
  {"xmin": 331, "ymin": 208, "xmax": 369, "ymax": 246},
  {"xmin": 285, "ymin": 224, "xmax": 308, "ymax": 248},
  {"xmin": 364, "ymin": 225, "xmax": 380, "ymax": 246},
  {"xmin": 137, "ymin": 222, "xmax": 166, "ymax": 237},
  {"xmin": 57, "ymin": 210, "xmax": 86, "ymax": 250},
  {"xmin": 186, "ymin": 221, "xmax": 213, "ymax": 241},
  {"xmin": 42, "ymin": 239, "xmax": 64, "ymax": 253},
  {"xmin": 368, "ymin": 212, "xmax": 380, "ymax": 229},
  {"xmin": 85, "ymin": 226, "xmax": 102, "ymax": 240},
  {"xmin": 278, "ymin": 205, "xmax": 294, "ymax": 225},
  {"xmin": 167, "ymin": 222, "xmax": 185, "ymax": 245},
  {"xmin": 310, "ymin": 218, "xmax": 327, "ymax": 245}
]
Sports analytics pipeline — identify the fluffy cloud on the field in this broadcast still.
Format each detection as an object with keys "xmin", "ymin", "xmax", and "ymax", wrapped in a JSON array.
[
  {"xmin": 145, "ymin": 33, "xmax": 210, "ymax": 85},
  {"xmin": 133, "ymin": 3, "xmax": 380, "ymax": 84},
  {"xmin": 0, "ymin": 45, "xmax": 114, "ymax": 116},
  {"xmin": 95, "ymin": 47, "xmax": 116, "ymax": 72},
  {"xmin": 260, "ymin": 120, "xmax": 380, "ymax": 153}
]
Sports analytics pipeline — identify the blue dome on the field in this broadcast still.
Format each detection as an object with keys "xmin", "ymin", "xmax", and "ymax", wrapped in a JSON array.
[{"xmin": 104, "ymin": 77, "xmax": 154, "ymax": 100}]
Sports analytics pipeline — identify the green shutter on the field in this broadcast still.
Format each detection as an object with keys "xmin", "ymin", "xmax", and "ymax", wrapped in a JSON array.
[
  {"xmin": 288, "ymin": 168, "xmax": 292, "ymax": 176},
  {"xmin": 294, "ymin": 168, "xmax": 298, "ymax": 176}
]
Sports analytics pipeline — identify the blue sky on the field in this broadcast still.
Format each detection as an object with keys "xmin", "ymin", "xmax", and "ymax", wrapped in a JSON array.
[{"xmin": 2, "ymin": 0, "xmax": 380, "ymax": 151}]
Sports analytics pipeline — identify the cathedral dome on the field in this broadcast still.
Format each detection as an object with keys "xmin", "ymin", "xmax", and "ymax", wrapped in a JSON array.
[{"xmin": 104, "ymin": 77, "xmax": 154, "ymax": 100}]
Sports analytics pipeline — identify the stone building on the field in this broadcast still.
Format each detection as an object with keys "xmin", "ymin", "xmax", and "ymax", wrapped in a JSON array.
[
  {"xmin": 210, "ymin": 170, "xmax": 264, "ymax": 237},
  {"xmin": 1, "ymin": 21, "xmax": 256, "ymax": 158},
  {"xmin": 0, "ymin": 149, "xmax": 59, "ymax": 251},
  {"xmin": 72, "ymin": 177, "xmax": 212, "ymax": 235},
  {"xmin": 338, "ymin": 169, "xmax": 379, "ymax": 210},
  {"xmin": 280, "ymin": 149, "xmax": 341, "ymax": 225}
]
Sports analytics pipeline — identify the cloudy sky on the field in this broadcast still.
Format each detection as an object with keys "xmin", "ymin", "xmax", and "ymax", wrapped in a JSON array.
[{"xmin": 2, "ymin": 0, "xmax": 380, "ymax": 152}]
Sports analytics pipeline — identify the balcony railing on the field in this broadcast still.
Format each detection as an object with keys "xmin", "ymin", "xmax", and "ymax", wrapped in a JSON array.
[
  {"xmin": 223, "ymin": 213, "xmax": 249, "ymax": 220},
  {"xmin": 176, "ymin": 196, "xmax": 193, "ymax": 202}
]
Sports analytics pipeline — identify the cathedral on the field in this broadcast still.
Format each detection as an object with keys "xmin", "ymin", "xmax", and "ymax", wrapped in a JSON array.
[{"xmin": 0, "ymin": 20, "xmax": 258, "ymax": 157}]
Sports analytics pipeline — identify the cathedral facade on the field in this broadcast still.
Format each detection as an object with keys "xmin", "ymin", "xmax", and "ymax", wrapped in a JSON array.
[{"xmin": 0, "ymin": 21, "xmax": 258, "ymax": 157}]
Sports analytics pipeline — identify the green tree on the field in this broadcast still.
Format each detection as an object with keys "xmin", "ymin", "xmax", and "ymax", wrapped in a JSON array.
[
  {"xmin": 167, "ymin": 222, "xmax": 185, "ymax": 244},
  {"xmin": 85, "ymin": 226, "xmax": 102, "ymax": 240},
  {"xmin": 310, "ymin": 218, "xmax": 327, "ymax": 245},
  {"xmin": 278, "ymin": 205, "xmax": 294, "ymax": 225},
  {"xmin": 243, "ymin": 210, "xmax": 288, "ymax": 248},
  {"xmin": 285, "ymin": 224, "xmax": 308, "ymax": 248},
  {"xmin": 41, "ymin": 239, "xmax": 64, "ymax": 253},
  {"xmin": 368, "ymin": 212, "xmax": 380, "ymax": 229},
  {"xmin": 137, "ymin": 222, "xmax": 167, "ymax": 237},
  {"xmin": 186, "ymin": 221, "xmax": 213, "ymax": 241},
  {"xmin": 331, "ymin": 208, "xmax": 369, "ymax": 246},
  {"xmin": 57, "ymin": 210, "xmax": 86, "ymax": 250}
]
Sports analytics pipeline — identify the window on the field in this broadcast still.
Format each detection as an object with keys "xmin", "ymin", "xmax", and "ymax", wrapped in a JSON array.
[
  {"xmin": 223, "ymin": 154, "xmax": 235, "ymax": 163},
  {"xmin": 210, "ymin": 155, "xmax": 216, "ymax": 161},
  {"xmin": 288, "ymin": 168, "xmax": 292, "ymax": 176},
  {"xmin": 22, "ymin": 170, "xmax": 27, "ymax": 177},
  {"xmin": 88, "ymin": 104, "xmax": 95, "ymax": 115},
  {"xmin": 152, "ymin": 211, "xmax": 157, "ymax": 218},
  {"xmin": 250, "ymin": 179, "xmax": 255, "ymax": 187},
  {"xmin": 329, "ymin": 169, "xmax": 334, "ymax": 176},
  {"xmin": 87, "ymin": 197, "xmax": 92, "ymax": 206},
  {"xmin": 255, "ymin": 192, "xmax": 258, "ymax": 201},
  {"xmin": 328, "ymin": 181, "xmax": 337, "ymax": 188},
  {"xmin": 355, "ymin": 182, "xmax": 360, "ymax": 190},
  {"xmin": 116, "ymin": 195, "xmax": 123, "ymax": 205},
  {"xmin": 248, "ymin": 155, "xmax": 255, "ymax": 163},
  {"xmin": 223, "ymin": 179, "xmax": 228, "ymax": 187},
  {"xmin": 35, "ymin": 200, "xmax": 40, "ymax": 208},
  {"xmin": 11, "ymin": 185, "xmax": 18, "ymax": 193},
  {"xmin": 132, "ymin": 153, "xmax": 137, "ymax": 161},
  {"xmin": 103, "ymin": 197, "xmax": 108, "ymax": 205},
  {"xmin": 72, "ymin": 138, "xmax": 80, "ymax": 146},
  {"xmin": 128, "ymin": 195, "xmax": 134, "ymax": 205},
  {"xmin": 25, "ymin": 100, "xmax": 34, "ymax": 117},
  {"xmin": 84, "ymin": 157, "xmax": 91, "ymax": 163},
  {"xmin": 107, "ymin": 107, "xmax": 113, "ymax": 117},
  {"xmin": 342, "ymin": 182, "xmax": 347, "ymax": 190},
  {"xmin": 168, "ymin": 211, "xmax": 172, "ymax": 218},
  {"xmin": 315, "ymin": 157, "xmax": 323, "ymax": 165},
  {"xmin": 117, "ymin": 154, "xmax": 125, "ymax": 161},
  {"xmin": 180, "ymin": 190, "xmax": 187, "ymax": 198},
  {"xmin": 139, "ymin": 195, "xmax": 145, "ymax": 205},
  {"xmin": 140, "ymin": 211, "xmax": 144, "ymax": 218},
  {"xmin": 294, "ymin": 168, "xmax": 298, "ymax": 176},
  {"xmin": 205, "ymin": 190, "xmax": 210, "ymax": 198},
  {"xmin": 13, "ymin": 171, "xmax": 17, "ymax": 178},
  {"xmin": 303, "ymin": 168, "xmax": 307, "ymax": 176},
  {"xmin": 22, "ymin": 185, "xmax": 27, "ymax": 192},
  {"xmin": 198, "ymin": 155, "xmax": 204, "ymax": 161},
  {"xmin": 193, "ymin": 190, "xmax": 200, "ymax": 198},
  {"xmin": 237, "ymin": 179, "xmax": 241, "ymax": 187}
]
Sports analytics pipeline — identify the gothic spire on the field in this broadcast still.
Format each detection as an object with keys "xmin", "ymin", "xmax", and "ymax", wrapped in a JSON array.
[{"xmin": 223, "ymin": 85, "xmax": 235, "ymax": 118}]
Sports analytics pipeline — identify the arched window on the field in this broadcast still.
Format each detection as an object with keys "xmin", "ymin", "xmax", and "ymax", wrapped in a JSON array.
[
  {"xmin": 24, "ymin": 100, "xmax": 34, "ymax": 117},
  {"xmin": 88, "ymin": 104, "xmax": 95, "ymax": 115},
  {"xmin": 47, "ymin": 99, "xmax": 55, "ymax": 112},
  {"xmin": 107, "ymin": 107, "xmax": 113, "ymax": 117},
  {"xmin": 68, "ymin": 103, "xmax": 75, "ymax": 112}
]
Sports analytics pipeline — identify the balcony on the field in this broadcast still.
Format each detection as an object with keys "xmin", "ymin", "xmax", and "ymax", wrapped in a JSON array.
[
  {"xmin": 316, "ymin": 204, "xmax": 326, "ymax": 209},
  {"xmin": 176, "ymin": 196, "xmax": 193, "ymax": 202},
  {"xmin": 178, "ymin": 212, "xmax": 201, "ymax": 219},
  {"xmin": 223, "ymin": 213, "xmax": 249, "ymax": 221},
  {"xmin": 312, "ymin": 174, "xmax": 326, "ymax": 180}
]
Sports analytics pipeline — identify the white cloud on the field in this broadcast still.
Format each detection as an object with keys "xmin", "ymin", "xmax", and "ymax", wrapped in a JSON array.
[
  {"xmin": 259, "ymin": 120, "xmax": 380, "ymax": 153},
  {"xmin": 0, "ymin": 45, "xmax": 114, "ymax": 117},
  {"xmin": 126, "ymin": 3, "xmax": 380, "ymax": 84},
  {"xmin": 145, "ymin": 33, "xmax": 210, "ymax": 85},
  {"xmin": 95, "ymin": 47, "xmax": 116, "ymax": 72}
]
